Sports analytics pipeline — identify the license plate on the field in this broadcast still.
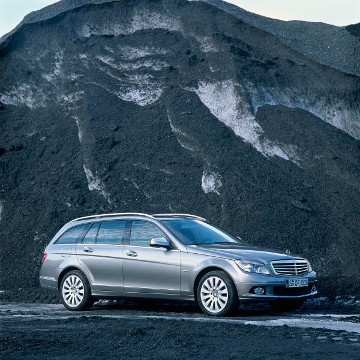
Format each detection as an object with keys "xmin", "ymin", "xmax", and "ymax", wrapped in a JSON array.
[{"xmin": 285, "ymin": 278, "xmax": 308, "ymax": 288}]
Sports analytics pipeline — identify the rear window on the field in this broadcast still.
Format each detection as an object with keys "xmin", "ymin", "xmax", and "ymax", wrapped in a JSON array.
[{"xmin": 55, "ymin": 224, "xmax": 90, "ymax": 245}]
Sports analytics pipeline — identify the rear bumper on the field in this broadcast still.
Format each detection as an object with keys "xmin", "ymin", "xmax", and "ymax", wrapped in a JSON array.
[{"xmin": 39, "ymin": 276, "xmax": 58, "ymax": 292}]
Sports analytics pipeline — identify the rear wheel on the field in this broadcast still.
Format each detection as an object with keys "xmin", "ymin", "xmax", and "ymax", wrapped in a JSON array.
[
  {"xmin": 270, "ymin": 299, "xmax": 305, "ymax": 312},
  {"xmin": 60, "ymin": 270, "xmax": 93, "ymax": 311},
  {"xmin": 197, "ymin": 270, "xmax": 239, "ymax": 316}
]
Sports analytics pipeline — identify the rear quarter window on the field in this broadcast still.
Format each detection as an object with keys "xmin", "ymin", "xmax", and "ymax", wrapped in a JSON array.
[
  {"xmin": 55, "ymin": 224, "xmax": 90, "ymax": 244},
  {"xmin": 82, "ymin": 222, "xmax": 100, "ymax": 244}
]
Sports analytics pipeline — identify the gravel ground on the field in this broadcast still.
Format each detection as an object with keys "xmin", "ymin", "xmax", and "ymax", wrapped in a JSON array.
[
  {"xmin": 1, "ymin": 302, "xmax": 360, "ymax": 360},
  {"xmin": 1, "ymin": 0, "xmax": 359, "ymax": 303}
]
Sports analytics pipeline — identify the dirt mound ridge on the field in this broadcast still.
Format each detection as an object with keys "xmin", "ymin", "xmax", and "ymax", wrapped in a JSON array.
[{"xmin": 0, "ymin": 0, "xmax": 359, "ymax": 300}]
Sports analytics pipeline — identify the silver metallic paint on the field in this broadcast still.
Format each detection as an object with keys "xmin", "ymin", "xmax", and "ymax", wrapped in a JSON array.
[{"xmin": 40, "ymin": 214, "xmax": 318, "ymax": 304}]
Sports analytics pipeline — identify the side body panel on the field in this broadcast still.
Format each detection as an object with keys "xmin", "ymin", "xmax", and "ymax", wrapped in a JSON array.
[
  {"xmin": 39, "ymin": 244, "xmax": 76, "ymax": 290},
  {"xmin": 76, "ymin": 244, "xmax": 124, "ymax": 296},
  {"xmin": 122, "ymin": 245, "xmax": 181, "ymax": 294},
  {"xmin": 180, "ymin": 251, "xmax": 242, "ymax": 296}
]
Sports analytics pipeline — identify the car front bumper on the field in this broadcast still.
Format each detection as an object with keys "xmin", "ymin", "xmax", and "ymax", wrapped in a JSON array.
[{"xmin": 234, "ymin": 271, "xmax": 318, "ymax": 302}]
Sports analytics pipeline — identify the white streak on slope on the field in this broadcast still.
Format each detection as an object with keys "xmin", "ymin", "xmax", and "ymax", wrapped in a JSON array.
[
  {"xmin": 83, "ymin": 165, "xmax": 111, "ymax": 204},
  {"xmin": 245, "ymin": 318, "xmax": 360, "ymax": 335},
  {"xmin": 168, "ymin": 115, "xmax": 196, "ymax": 152},
  {"xmin": 73, "ymin": 116, "xmax": 83, "ymax": 143},
  {"xmin": 79, "ymin": 9, "xmax": 181, "ymax": 37},
  {"xmin": 196, "ymin": 36, "xmax": 218, "ymax": 53},
  {"xmin": 60, "ymin": 91, "xmax": 84, "ymax": 104},
  {"xmin": 201, "ymin": 171, "xmax": 222, "ymax": 195},
  {"xmin": 194, "ymin": 80, "xmax": 300, "ymax": 163},
  {"xmin": 246, "ymin": 84, "xmax": 360, "ymax": 140},
  {"xmin": 0, "ymin": 201, "xmax": 3, "ymax": 222},
  {"xmin": 120, "ymin": 46, "xmax": 168, "ymax": 60},
  {"xmin": 97, "ymin": 55, "xmax": 169, "ymax": 71},
  {"xmin": 43, "ymin": 50, "xmax": 64, "ymax": 82},
  {"xmin": 0, "ymin": 84, "xmax": 47, "ymax": 109},
  {"xmin": 114, "ymin": 74, "xmax": 164, "ymax": 106}
]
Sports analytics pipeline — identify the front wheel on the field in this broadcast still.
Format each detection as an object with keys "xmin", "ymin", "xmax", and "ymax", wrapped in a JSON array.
[
  {"xmin": 197, "ymin": 270, "xmax": 239, "ymax": 316},
  {"xmin": 270, "ymin": 299, "xmax": 305, "ymax": 312},
  {"xmin": 60, "ymin": 270, "xmax": 94, "ymax": 311}
]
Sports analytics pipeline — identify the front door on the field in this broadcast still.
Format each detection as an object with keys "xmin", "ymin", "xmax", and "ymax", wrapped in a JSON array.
[{"xmin": 123, "ymin": 220, "xmax": 181, "ymax": 295}]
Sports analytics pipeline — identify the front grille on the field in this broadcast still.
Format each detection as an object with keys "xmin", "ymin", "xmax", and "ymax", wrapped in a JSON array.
[
  {"xmin": 271, "ymin": 259, "xmax": 309, "ymax": 276},
  {"xmin": 273, "ymin": 285, "xmax": 312, "ymax": 296}
]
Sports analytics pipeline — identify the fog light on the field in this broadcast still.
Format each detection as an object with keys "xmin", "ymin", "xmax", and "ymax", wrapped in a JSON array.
[
  {"xmin": 311, "ymin": 285, "xmax": 317, "ymax": 293},
  {"xmin": 253, "ymin": 287, "xmax": 265, "ymax": 295}
]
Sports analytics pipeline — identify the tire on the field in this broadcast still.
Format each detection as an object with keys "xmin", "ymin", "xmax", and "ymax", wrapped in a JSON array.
[
  {"xmin": 60, "ymin": 270, "xmax": 94, "ymax": 311},
  {"xmin": 196, "ymin": 270, "xmax": 239, "ymax": 316},
  {"xmin": 270, "ymin": 299, "xmax": 305, "ymax": 312}
]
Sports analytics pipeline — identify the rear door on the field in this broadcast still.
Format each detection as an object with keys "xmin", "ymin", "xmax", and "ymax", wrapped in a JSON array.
[
  {"xmin": 123, "ymin": 220, "xmax": 181, "ymax": 295},
  {"xmin": 76, "ymin": 220, "xmax": 128, "ymax": 296}
]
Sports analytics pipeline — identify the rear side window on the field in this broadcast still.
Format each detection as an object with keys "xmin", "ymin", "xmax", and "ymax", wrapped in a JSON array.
[
  {"xmin": 82, "ymin": 223, "xmax": 100, "ymax": 244},
  {"xmin": 96, "ymin": 221, "xmax": 126, "ymax": 244},
  {"xmin": 55, "ymin": 224, "xmax": 90, "ymax": 244}
]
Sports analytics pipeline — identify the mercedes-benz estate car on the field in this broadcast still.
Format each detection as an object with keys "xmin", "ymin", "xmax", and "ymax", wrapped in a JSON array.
[{"xmin": 40, "ymin": 213, "xmax": 317, "ymax": 316}]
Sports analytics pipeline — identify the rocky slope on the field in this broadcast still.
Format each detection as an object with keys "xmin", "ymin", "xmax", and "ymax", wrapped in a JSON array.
[
  {"xmin": 203, "ymin": 0, "xmax": 360, "ymax": 77},
  {"xmin": 0, "ymin": 0, "xmax": 359, "ymax": 300}
]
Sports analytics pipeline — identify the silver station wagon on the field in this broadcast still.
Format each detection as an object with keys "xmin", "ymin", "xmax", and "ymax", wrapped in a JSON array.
[{"xmin": 40, "ymin": 213, "xmax": 317, "ymax": 316}]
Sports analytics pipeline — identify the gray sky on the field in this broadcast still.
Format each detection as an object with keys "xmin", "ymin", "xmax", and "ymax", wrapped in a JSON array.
[{"xmin": 0, "ymin": 0, "xmax": 359, "ymax": 37}]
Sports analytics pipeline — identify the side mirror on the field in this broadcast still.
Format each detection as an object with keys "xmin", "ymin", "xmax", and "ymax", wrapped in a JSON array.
[{"xmin": 150, "ymin": 237, "xmax": 171, "ymax": 249}]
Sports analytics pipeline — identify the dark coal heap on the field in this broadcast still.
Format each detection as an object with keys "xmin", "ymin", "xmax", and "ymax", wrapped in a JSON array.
[{"xmin": 0, "ymin": 0, "xmax": 359, "ymax": 301}]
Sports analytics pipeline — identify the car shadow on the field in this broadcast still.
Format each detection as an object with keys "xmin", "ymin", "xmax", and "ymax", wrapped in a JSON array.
[{"xmin": 90, "ymin": 298, "xmax": 304, "ymax": 317}]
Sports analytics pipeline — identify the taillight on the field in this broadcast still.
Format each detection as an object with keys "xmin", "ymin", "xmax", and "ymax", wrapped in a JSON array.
[{"xmin": 41, "ymin": 252, "xmax": 48, "ymax": 266}]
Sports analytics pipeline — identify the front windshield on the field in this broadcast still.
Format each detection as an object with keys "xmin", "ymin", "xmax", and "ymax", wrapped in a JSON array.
[{"xmin": 160, "ymin": 219, "xmax": 245, "ymax": 246}]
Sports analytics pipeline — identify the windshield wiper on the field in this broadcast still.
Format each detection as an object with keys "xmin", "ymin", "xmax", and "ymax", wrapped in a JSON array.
[
  {"xmin": 193, "ymin": 242, "xmax": 238, "ymax": 246},
  {"xmin": 213, "ymin": 241, "xmax": 243, "ymax": 245}
]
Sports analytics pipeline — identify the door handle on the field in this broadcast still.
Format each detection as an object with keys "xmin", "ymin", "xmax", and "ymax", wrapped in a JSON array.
[
  {"xmin": 83, "ymin": 247, "xmax": 94, "ymax": 253},
  {"xmin": 125, "ymin": 250, "xmax": 138, "ymax": 257}
]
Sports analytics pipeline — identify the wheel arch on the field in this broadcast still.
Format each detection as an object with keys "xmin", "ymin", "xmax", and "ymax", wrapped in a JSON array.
[
  {"xmin": 193, "ymin": 266, "xmax": 236, "ymax": 301},
  {"xmin": 58, "ymin": 266, "xmax": 88, "ymax": 290}
]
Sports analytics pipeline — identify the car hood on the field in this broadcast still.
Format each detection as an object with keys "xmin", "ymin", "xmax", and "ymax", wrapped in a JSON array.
[{"xmin": 186, "ymin": 243, "xmax": 304, "ymax": 263}]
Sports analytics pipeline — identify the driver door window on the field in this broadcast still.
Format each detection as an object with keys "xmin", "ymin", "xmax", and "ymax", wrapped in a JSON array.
[{"xmin": 129, "ymin": 220, "xmax": 165, "ymax": 247}]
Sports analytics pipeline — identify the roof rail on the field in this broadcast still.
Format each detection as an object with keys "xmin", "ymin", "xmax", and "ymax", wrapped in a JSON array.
[
  {"xmin": 152, "ymin": 213, "xmax": 206, "ymax": 221},
  {"xmin": 71, "ymin": 212, "xmax": 155, "ymax": 222}
]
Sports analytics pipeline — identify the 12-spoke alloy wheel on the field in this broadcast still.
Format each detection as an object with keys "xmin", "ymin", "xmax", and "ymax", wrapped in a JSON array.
[
  {"xmin": 62, "ymin": 275, "xmax": 84, "ymax": 307},
  {"xmin": 197, "ymin": 270, "xmax": 239, "ymax": 316},
  {"xmin": 200, "ymin": 276, "xmax": 228, "ymax": 313},
  {"xmin": 60, "ymin": 270, "xmax": 93, "ymax": 311}
]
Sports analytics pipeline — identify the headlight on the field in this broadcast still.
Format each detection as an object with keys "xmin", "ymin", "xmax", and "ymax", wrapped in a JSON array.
[
  {"xmin": 307, "ymin": 261, "xmax": 313, "ymax": 272},
  {"xmin": 235, "ymin": 260, "xmax": 270, "ymax": 275}
]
